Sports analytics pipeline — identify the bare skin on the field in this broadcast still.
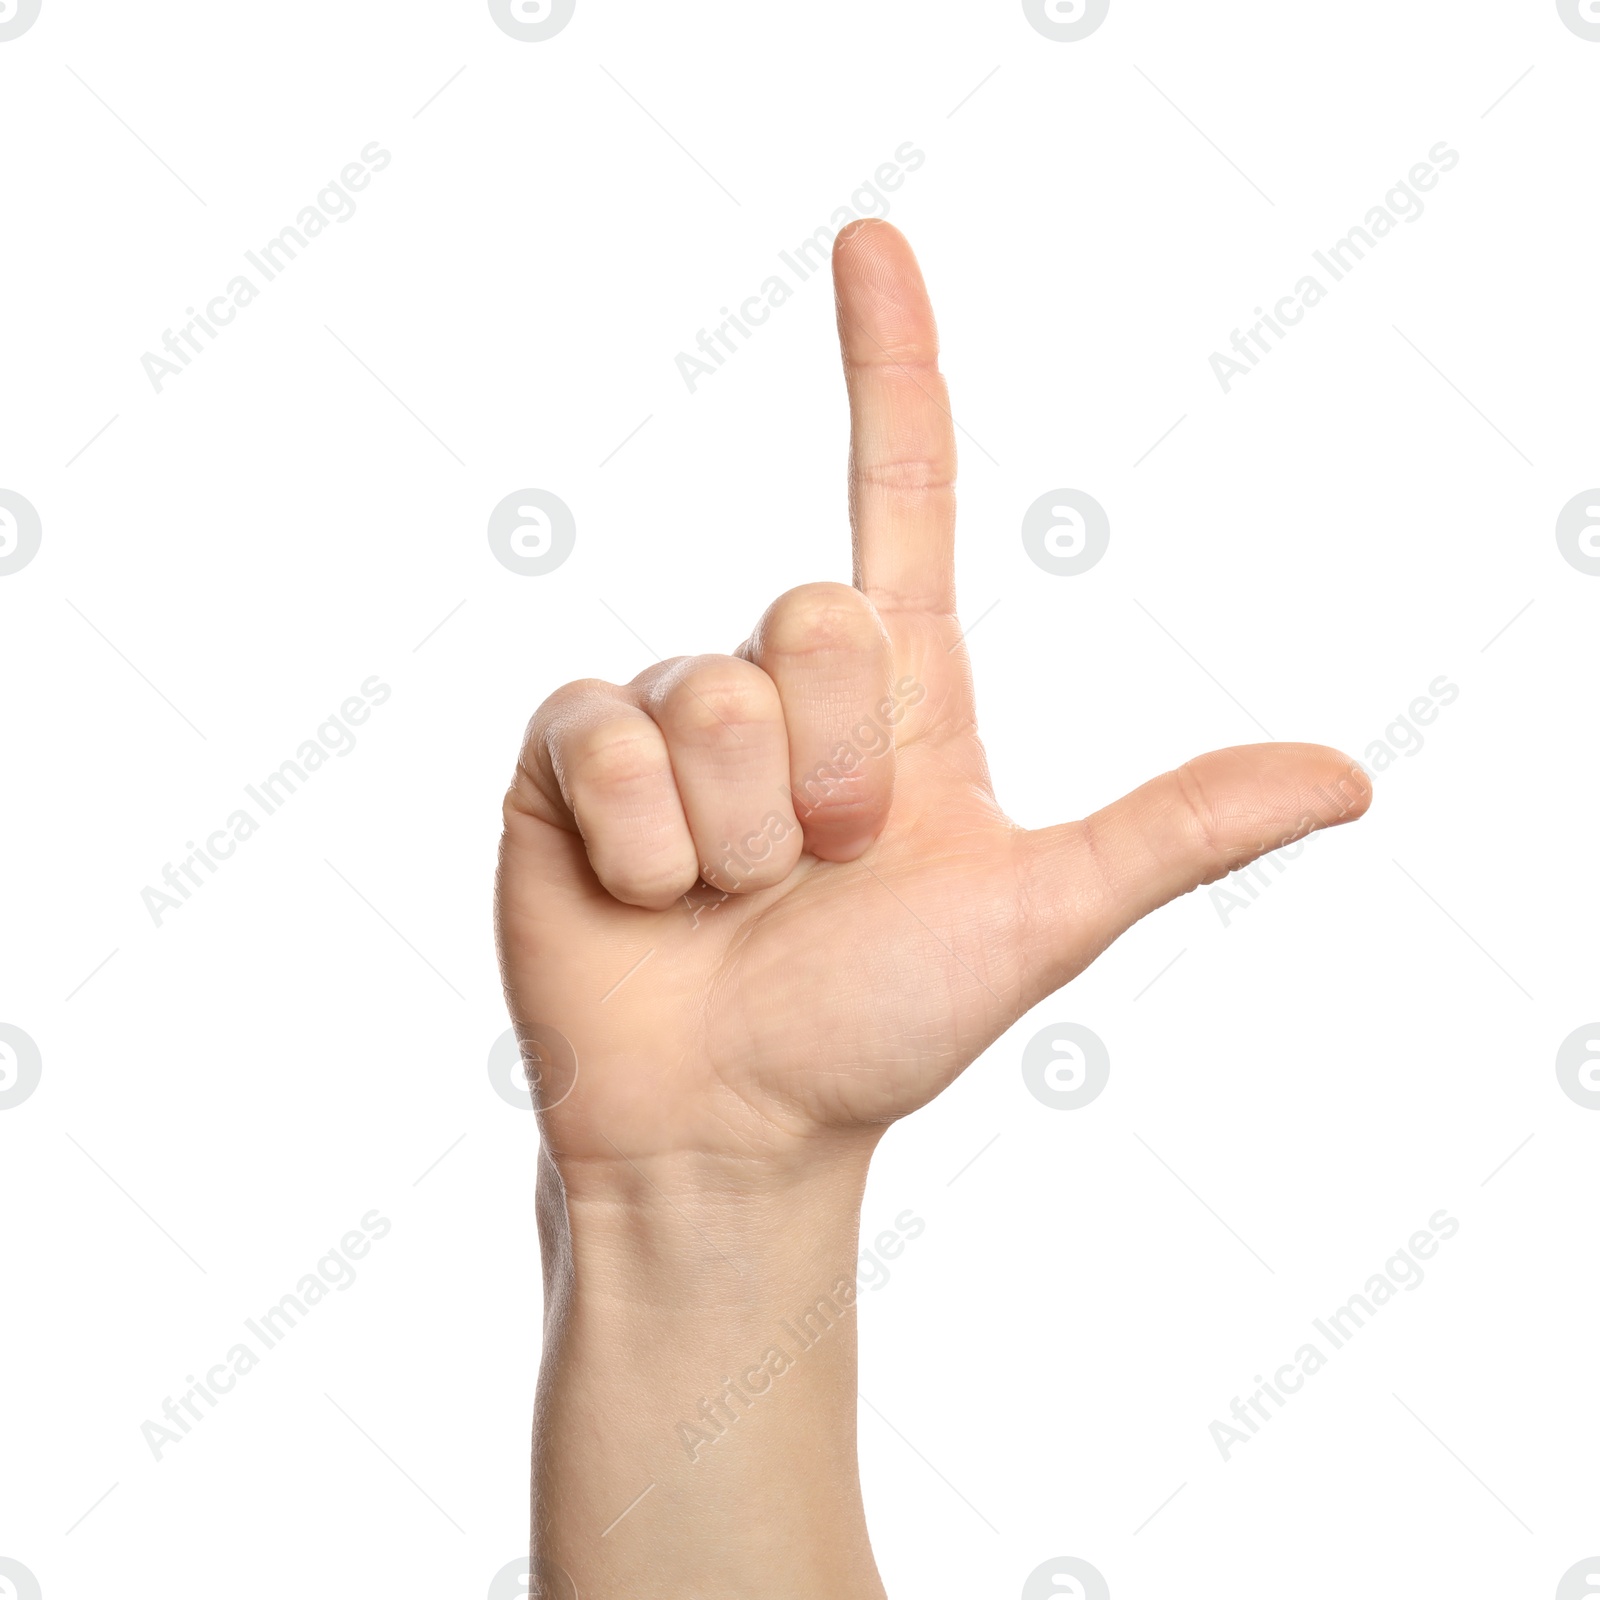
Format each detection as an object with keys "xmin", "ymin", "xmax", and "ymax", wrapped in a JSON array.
[{"xmin": 495, "ymin": 218, "xmax": 1371, "ymax": 1598}]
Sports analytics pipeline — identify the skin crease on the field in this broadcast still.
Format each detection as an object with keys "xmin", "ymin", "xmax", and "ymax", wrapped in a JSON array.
[{"xmin": 495, "ymin": 219, "xmax": 1372, "ymax": 1597}]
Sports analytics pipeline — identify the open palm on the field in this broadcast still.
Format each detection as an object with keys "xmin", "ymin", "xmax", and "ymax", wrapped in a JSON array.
[{"xmin": 495, "ymin": 220, "xmax": 1369, "ymax": 1176}]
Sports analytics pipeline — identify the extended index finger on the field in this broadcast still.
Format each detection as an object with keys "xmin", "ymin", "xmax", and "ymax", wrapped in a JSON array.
[{"xmin": 833, "ymin": 220, "xmax": 957, "ymax": 617}]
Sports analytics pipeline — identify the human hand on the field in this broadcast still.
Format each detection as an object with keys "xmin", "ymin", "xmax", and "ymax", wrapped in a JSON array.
[{"xmin": 494, "ymin": 218, "xmax": 1371, "ymax": 1188}]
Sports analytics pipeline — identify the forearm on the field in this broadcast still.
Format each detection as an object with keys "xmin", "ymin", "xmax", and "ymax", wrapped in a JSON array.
[{"xmin": 531, "ymin": 1145, "xmax": 887, "ymax": 1599}]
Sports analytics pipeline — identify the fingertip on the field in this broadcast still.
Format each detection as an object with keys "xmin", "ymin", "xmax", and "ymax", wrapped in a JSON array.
[
  {"xmin": 801, "ymin": 822, "xmax": 885, "ymax": 866},
  {"xmin": 1301, "ymin": 744, "xmax": 1374, "ymax": 825},
  {"xmin": 699, "ymin": 827, "xmax": 804, "ymax": 896},
  {"xmin": 833, "ymin": 215, "xmax": 901, "ymax": 255},
  {"xmin": 606, "ymin": 874, "xmax": 697, "ymax": 914},
  {"xmin": 815, "ymin": 843, "xmax": 866, "ymax": 865},
  {"xmin": 832, "ymin": 217, "xmax": 919, "ymax": 294},
  {"xmin": 831, "ymin": 219, "xmax": 936, "ymax": 361},
  {"xmin": 1344, "ymin": 760, "xmax": 1374, "ymax": 814},
  {"xmin": 1214, "ymin": 742, "xmax": 1372, "ymax": 830}
]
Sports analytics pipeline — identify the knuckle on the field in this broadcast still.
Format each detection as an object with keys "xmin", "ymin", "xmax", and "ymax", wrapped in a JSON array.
[
  {"xmin": 562, "ymin": 716, "xmax": 666, "ymax": 795},
  {"xmin": 600, "ymin": 851, "xmax": 697, "ymax": 909},
  {"xmin": 528, "ymin": 679, "xmax": 619, "ymax": 757},
  {"xmin": 1076, "ymin": 812, "xmax": 1119, "ymax": 899},
  {"xmin": 657, "ymin": 657, "xmax": 779, "ymax": 738},
  {"xmin": 1174, "ymin": 761, "xmax": 1227, "ymax": 861},
  {"xmin": 759, "ymin": 582, "xmax": 880, "ymax": 657},
  {"xmin": 624, "ymin": 655, "xmax": 689, "ymax": 695},
  {"xmin": 854, "ymin": 454, "xmax": 956, "ymax": 495},
  {"xmin": 534, "ymin": 677, "xmax": 613, "ymax": 726}
]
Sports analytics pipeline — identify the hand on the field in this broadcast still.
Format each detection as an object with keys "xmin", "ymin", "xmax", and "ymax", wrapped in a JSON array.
[
  {"xmin": 495, "ymin": 218, "xmax": 1370, "ymax": 1184},
  {"xmin": 498, "ymin": 217, "xmax": 1373, "ymax": 1600}
]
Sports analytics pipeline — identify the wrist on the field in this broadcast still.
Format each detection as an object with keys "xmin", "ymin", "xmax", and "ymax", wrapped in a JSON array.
[
  {"xmin": 539, "ymin": 1138, "xmax": 877, "ymax": 1313},
  {"xmin": 531, "ymin": 1141, "xmax": 887, "ymax": 1599}
]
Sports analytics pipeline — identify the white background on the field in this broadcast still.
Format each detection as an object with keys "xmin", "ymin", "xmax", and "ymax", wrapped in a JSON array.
[{"xmin": 2, "ymin": 2, "xmax": 1597, "ymax": 1597}]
